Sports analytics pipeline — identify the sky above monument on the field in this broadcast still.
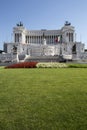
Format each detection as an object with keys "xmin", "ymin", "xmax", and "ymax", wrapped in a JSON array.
[{"xmin": 0, "ymin": 0, "xmax": 87, "ymax": 49}]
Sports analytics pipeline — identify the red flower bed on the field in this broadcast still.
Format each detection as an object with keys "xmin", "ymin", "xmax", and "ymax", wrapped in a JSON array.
[{"xmin": 5, "ymin": 62, "xmax": 38, "ymax": 69}]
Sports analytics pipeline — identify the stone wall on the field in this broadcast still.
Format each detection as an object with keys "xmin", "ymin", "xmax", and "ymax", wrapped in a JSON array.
[{"xmin": 0, "ymin": 53, "xmax": 19, "ymax": 63}]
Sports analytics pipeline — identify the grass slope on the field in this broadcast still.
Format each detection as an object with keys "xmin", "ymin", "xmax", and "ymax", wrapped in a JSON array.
[{"xmin": 0, "ymin": 68, "xmax": 87, "ymax": 130}]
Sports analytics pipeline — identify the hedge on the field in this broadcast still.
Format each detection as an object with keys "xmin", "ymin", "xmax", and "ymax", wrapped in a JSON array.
[{"xmin": 5, "ymin": 62, "xmax": 38, "ymax": 68}]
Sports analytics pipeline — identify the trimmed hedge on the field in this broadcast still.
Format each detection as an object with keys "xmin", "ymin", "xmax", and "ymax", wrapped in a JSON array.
[
  {"xmin": 68, "ymin": 64, "xmax": 87, "ymax": 68},
  {"xmin": 5, "ymin": 62, "xmax": 38, "ymax": 68}
]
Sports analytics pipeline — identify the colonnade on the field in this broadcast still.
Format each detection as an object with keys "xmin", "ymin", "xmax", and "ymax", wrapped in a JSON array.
[
  {"xmin": 15, "ymin": 33, "xmax": 22, "ymax": 43},
  {"xmin": 66, "ymin": 33, "xmax": 73, "ymax": 42},
  {"xmin": 25, "ymin": 35, "xmax": 62, "ymax": 44}
]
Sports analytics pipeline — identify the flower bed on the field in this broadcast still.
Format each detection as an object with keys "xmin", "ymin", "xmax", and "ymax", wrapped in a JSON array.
[
  {"xmin": 36, "ymin": 62, "xmax": 68, "ymax": 68},
  {"xmin": 4, "ymin": 62, "xmax": 87, "ymax": 69},
  {"xmin": 5, "ymin": 62, "xmax": 38, "ymax": 68}
]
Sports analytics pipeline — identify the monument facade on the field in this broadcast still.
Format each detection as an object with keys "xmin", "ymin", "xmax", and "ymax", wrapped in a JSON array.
[{"xmin": 1, "ymin": 21, "xmax": 85, "ymax": 62}]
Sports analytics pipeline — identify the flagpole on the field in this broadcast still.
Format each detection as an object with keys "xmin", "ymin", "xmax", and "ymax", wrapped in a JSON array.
[
  {"xmin": 75, "ymin": 33, "xmax": 76, "ymax": 42},
  {"xmin": 60, "ymin": 35, "xmax": 62, "ymax": 56},
  {"xmin": 80, "ymin": 34, "xmax": 82, "ymax": 42}
]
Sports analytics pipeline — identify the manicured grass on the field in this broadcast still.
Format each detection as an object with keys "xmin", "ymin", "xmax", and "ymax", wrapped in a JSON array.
[{"xmin": 0, "ymin": 68, "xmax": 87, "ymax": 130}]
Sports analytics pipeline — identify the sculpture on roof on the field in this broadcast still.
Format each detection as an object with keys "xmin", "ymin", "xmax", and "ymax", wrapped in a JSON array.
[
  {"xmin": 17, "ymin": 21, "xmax": 23, "ymax": 27},
  {"xmin": 65, "ymin": 21, "xmax": 71, "ymax": 26}
]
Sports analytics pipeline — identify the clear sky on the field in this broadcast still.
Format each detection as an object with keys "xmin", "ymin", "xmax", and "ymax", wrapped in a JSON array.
[{"xmin": 0, "ymin": 0, "xmax": 87, "ymax": 49}]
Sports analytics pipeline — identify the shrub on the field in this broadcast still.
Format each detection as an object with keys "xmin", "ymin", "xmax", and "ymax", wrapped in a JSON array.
[
  {"xmin": 5, "ymin": 62, "xmax": 38, "ymax": 69},
  {"xmin": 36, "ymin": 62, "xmax": 68, "ymax": 68}
]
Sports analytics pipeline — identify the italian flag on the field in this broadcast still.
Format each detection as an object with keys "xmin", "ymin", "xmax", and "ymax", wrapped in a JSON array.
[{"xmin": 55, "ymin": 35, "xmax": 60, "ymax": 43}]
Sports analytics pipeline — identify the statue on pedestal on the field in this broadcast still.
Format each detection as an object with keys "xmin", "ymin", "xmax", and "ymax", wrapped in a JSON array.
[
  {"xmin": 42, "ymin": 32, "xmax": 47, "ymax": 45},
  {"xmin": 43, "ymin": 38, "xmax": 47, "ymax": 45},
  {"xmin": 13, "ymin": 45, "xmax": 17, "ymax": 54}
]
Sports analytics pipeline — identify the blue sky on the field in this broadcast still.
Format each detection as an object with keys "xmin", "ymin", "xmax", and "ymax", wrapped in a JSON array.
[{"xmin": 0, "ymin": 0, "xmax": 87, "ymax": 49}]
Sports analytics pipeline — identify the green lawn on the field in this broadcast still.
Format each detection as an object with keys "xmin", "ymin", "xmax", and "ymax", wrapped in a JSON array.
[{"xmin": 0, "ymin": 68, "xmax": 87, "ymax": 130}]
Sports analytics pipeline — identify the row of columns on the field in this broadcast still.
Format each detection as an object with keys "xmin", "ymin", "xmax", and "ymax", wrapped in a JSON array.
[
  {"xmin": 14, "ymin": 33, "xmax": 63, "ymax": 44},
  {"xmin": 25, "ymin": 35, "xmax": 62, "ymax": 44},
  {"xmin": 66, "ymin": 33, "xmax": 73, "ymax": 42},
  {"xmin": 15, "ymin": 33, "xmax": 22, "ymax": 43},
  {"xmin": 14, "ymin": 33, "xmax": 74, "ymax": 44}
]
